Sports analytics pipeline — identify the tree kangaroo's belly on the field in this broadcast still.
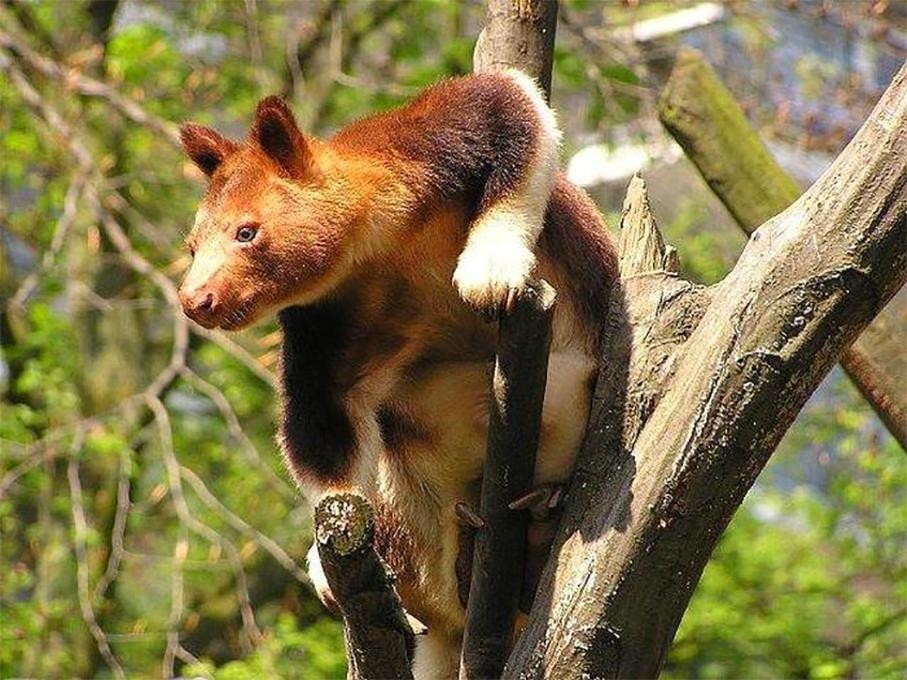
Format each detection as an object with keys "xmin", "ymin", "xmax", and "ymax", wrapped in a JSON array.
[{"xmin": 374, "ymin": 353, "xmax": 597, "ymax": 633}]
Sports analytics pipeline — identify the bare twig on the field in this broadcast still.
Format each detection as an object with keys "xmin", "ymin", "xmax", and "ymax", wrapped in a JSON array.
[
  {"xmin": 243, "ymin": 0, "xmax": 269, "ymax": 91},
  {"xmin": 103, "ymin": 190, "xmax": 175, "ymax": 251},
  {"xmin": 282, "ymin": 0, "xmax": 344, "ymax": 98},
  {"xmin": 0, "ymin": 25, "xmax": 180, "ymax": 145},
  {"xmin": 179, "ymin": 463, "xmax": 308, "ymax": 584},
  {"xmin": 148, "ymin": 395, "xmax": 262, "ymax": 663},
  {"xmin": 67, "ymin": 431, "xmax": 127, "ymax": 680},
  {"xmin": 93, "ymin": 448, "xmax": 133, "ymax": 601},
  {"xmin": 8, "ymin": 172, "xmax": 86, "ymax": 310},
  {"xmin": 190, "ymin": 325, "xmax": 278, "ymax": 390},
  {"xmin": 309, "ymin": 0, "xmax": 411, "ymax": 126},
  {"xmin": 180, "ymin": 367, "xmax": 296, "ymax": 502}
]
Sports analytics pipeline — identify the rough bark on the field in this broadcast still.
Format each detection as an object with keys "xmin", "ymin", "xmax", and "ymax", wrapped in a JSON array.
[
  {"xmin": 657, "ymin": 47, "xmax": 907, "ymax": 448},
  {"xmin": 458, "ymin": 3, "xmax": 562, "ymax": 677},
  {"xmin": 473, "ymin": 0, "xmax": 558, "ymax": 100},
  {"xmin": 314, "ymin": 494, "xmax": 415, "ymax": 680},
  {"xmin": 460, "ymin": 282, "xmax": 556, "ymax": 680},
  {"xmin": 506, "ymin": 62, "xmax": 906, "ymax": 678}
]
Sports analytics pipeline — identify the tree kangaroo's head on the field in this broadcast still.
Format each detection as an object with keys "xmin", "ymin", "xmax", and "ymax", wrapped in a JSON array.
[{"xmin": 178, "ymin": 97, "xmax": 358, "ymax": 330}]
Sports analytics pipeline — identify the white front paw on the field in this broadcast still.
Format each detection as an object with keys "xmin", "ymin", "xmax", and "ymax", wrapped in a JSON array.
[{"xmin": 453, "ymin": 239, "xmax": 536, "ymax": 314}]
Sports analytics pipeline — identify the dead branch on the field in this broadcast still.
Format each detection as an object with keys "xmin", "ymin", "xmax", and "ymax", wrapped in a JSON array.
[
  {"xmin": 0, "ymin": 21, "xmax": 180, "ymax": 145},
  {"xmin": 179, "ymin": 463, "xmax": 308, "ymax": 584},
  {"xmin": 92, "ymin": 447, "xmax": 132, "ymax": 601},
  {"xmin": 7, "ymin": 171, "xmax": 86, "ymax": 311},
  {"xmin": 657, "ymin": 47, "xmax": 907, "ymax": 448},
  {"xmin": 460, "ymin": 282, "xmax": 556, "ymax": 679},
  {"xmin": 180, "ymin": 368, "xmax": 298, "ymax": 502},
  {"xmin": 459, "ymin": 2, "xmax": 560, "ymax": 678},
  {"xmin": 67, "ymin": 431, "xmax": 128, "ymax": 680}
]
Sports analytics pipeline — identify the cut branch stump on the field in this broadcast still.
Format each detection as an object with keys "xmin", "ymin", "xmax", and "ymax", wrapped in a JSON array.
[{"xmin": 315, "ymin": 494, "xmax": 415, "ymax": 680}]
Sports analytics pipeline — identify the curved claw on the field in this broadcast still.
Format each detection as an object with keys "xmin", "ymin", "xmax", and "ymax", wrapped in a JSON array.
[
  {"xmin": 508, "ymin": 487, "xmax": 549, "ymax": 511},
  {"xmin": 504, "ymin": 287, "xmax": 520, "ymax": 314},
  {"xmin": 405, "ymin": 611, "xmax": 429, "ymax": 636},
  {"xmin": 509, "ymin": 483, "xmax": 566, "ymax": 517},
  {"xmin": 455, "ymin": 501, "xmax": 485, "ymax": 529}
]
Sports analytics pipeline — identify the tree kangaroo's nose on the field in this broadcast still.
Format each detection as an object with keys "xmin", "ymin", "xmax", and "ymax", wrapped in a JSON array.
[{"xmin": 179, "ymin": 286, "xmax": 220, "ymax": 327}]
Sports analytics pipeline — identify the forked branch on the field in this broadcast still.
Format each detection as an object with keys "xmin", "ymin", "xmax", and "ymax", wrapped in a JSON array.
[
  {"xmin": 507, "ymin": 62, "xmax": 906, "ymax": 679},
  {"xmin": 657, "ymin": 47, "xmax": 907, "ymax": 448}
]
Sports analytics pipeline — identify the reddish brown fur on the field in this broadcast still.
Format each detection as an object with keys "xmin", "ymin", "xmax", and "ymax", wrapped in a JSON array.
[
  {"xmin": 329, "ymin": 75, "xmax": 538, "ymax": 220},
  {"xmin": 541, "ymin": 173, "xmax": 618, "ymax": 348},
  {"xmin": 178, "ymin": 72, "xmax": 619, "ymax": 654}
]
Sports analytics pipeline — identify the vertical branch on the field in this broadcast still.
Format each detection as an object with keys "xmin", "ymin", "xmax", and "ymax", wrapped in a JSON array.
[
  {"xmin": 460, "ymin": 2, "xmax": 560, "ymax": 677},
  {"xmin": 67, "ymin": 433, "xmax": 127, "ymax": 680},
  {"xmin": 459, "ymin": 2, "xmax": 560, "ymax": 677},
  {"xmin": 460, "ymin": 283, "xmax": 556, "ymax": 679},
  {"xmin": 473, "ymin": 0, "xmax": 559, "ymax": 100}
]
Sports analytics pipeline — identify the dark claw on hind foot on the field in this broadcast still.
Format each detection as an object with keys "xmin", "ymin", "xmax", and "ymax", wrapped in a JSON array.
[
  {"xmin": 509, "ymin": 483, "xmax": 565, "ymax": 517},
  {"xmin": 455, "ymin": 501, "xmax": 485, "ymax": 528}
]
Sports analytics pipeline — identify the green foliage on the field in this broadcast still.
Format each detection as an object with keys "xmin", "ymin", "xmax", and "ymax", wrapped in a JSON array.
[
  {"xmin": 185, "ymin": 614, "xmax": 346, "ymax": 680},
  {"xmin": 2, "ymin": 1, "xmax": 904, "ymax": 678},
  {"xmin": 666, "ymin": 376, "xmax": 907, "ymax": 679}
]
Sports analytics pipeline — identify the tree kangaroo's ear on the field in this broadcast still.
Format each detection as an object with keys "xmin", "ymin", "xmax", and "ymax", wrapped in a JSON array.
[
  {"xmin": 179, "ymin": 123, "xmax": 238, "ymax": 177},
  {"xmin": 252, "ymin": 96, "xmax": 312, "ymax": 177}
]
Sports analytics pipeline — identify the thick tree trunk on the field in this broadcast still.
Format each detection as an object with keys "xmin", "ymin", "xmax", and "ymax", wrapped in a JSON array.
[
  {"xmin": 506, "ymin": 62, "xmax": 906, "ymax": 678},
  {"xmin": 657, "ymin": 47, "xmax": 907, "ymax": 448}
]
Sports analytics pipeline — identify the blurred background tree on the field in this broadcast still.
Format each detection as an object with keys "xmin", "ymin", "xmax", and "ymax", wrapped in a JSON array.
[{"xmin": 1, "ymin": 1, "xmax": 904, "ymax": 678}]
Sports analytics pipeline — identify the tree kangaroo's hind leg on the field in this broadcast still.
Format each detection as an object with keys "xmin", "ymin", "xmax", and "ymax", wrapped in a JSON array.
[{"xmin": 412, "ymin": 629, "xmax": 461, "ymax": 680}]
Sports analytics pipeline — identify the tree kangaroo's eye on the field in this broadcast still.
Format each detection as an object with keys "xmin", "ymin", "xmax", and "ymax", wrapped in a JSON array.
[{"xmin": 236, "ymin": 224, "xmax": 259, "ymax": 243}]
